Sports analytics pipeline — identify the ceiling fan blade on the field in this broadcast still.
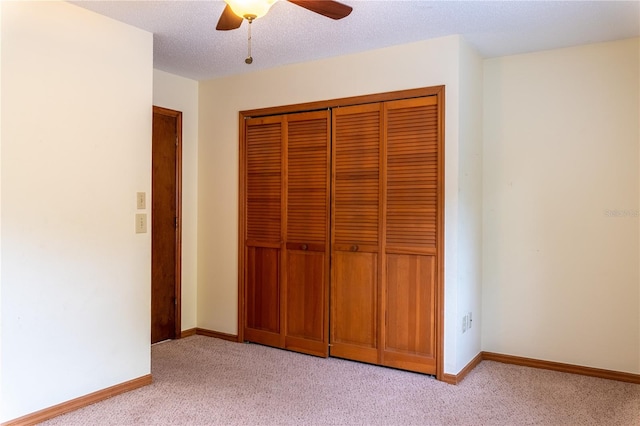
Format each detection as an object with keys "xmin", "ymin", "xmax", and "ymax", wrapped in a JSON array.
[
  {"xmin": 287, "ymin": 0, "xmax": 353, "ymax": 20},
  {"xmin": 216, "ymin": 4, "xmax": 243, "ymax": 31}
]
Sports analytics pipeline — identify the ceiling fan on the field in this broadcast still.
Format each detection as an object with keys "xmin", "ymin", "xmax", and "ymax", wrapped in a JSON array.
[
  {"xmin": 216, "ymin": 0, "xmax": 353, "ymax": 31},
  {"xmin": 216, "ymin": 0, "xmax": 353, "ymax": 63}
]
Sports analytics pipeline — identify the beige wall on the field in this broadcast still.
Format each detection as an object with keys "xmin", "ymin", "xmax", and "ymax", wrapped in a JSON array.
[
  {"xmin": 198, "ymin": 35, "xmax": 483, "ymax": 375},
  {"xmin": 153, "ymin": 69, "xmax": 199, "ymax": 331},
  {"xmin": 1, "ymin": 1, "xmax": 153, "ymax": 421},
  {"xmin": 482, "ymin": 38, "xmax": 640, "ymax": 373},
  {"xmin": 455, "ymin": 39, "xmax": 484, "ymax": 368}
]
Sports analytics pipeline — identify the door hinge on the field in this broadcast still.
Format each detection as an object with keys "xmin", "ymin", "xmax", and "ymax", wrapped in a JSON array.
[{"xmin": 175, "ymin": 217, "xmax": 178, "ymax": 228}]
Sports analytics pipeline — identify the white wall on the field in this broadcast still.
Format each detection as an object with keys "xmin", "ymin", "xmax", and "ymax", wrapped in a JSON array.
[
  {"xmin": 482, "ymin": 38, "xmax": 640, "ymax": 373},
  {"xmin": 153, "ymin": 69, "xmax": 199, "ymax": 331},
  {"xmin": 1, "ymin": 2, "xmax": 153, "ymax": 421},
  {"xmin": 198, "ymin": 35, "xmax": 482, "ymax": 375},
  {"xmin": 455, "ymin": 39, "xmax": 484, "ymax": 369}
]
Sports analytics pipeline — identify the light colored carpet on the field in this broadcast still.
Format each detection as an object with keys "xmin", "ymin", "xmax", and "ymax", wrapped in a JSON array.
[{"xmin": 42, "ymin": 335, "xmax": 639, "ymax": 425}]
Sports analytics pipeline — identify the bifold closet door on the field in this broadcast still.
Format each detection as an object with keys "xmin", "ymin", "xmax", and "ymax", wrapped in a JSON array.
[
  {"xmin": 330, "ymin": 104, "xmax": 382, "ymax": 364},
  {"xmin": 381, "ymin": 97, "xmax": 439, "ymax": 375},
  {"xmin": 243, "ymin": 111, "xmax": 330, "ymax": 356},
  {"xmin": 330, "ymin": 95, "xmax": 440, "ymax": 375},
  {"xmin": 284, "ymin": 111, "xmax": 330, "ymax": 357},
  {"xmin": 243, "ymin": 91, "xmax": 441, "ymax": 373},
  {"xmin": 244, "ymin": 116, "xmax": 284, "ymax": 348}
]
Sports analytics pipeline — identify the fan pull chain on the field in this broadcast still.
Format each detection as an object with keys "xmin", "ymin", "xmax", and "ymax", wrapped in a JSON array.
[{"xmin": 245, "ymin": 17, "xmax": 254, "ymax": 64}]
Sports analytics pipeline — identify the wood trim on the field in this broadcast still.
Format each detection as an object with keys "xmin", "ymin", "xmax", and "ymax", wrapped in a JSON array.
[
  {"xmin": 440, "ymin": 374, "xmax": 457, "ymax": 385},
  {"xmin": 441, "ymin": 352, "xmax": 483, "ymax": 385},
  {"xmin": 246, "ymin": 240, "xmax": 281, "ymax": 249},
  {"xmin": 482, "ymin": 352, "xmax": 640, "ymax": 384},
  {"xmin": 323, "ymin": 110, "xmax": 332, "ymax": 357},
  {"xmin": 242, "ymin": 87, "xmax": 443, "ymax": 118},
  {"xmin": 237, "ymin": 111, "xmax": 246, "ymax": 345},
  {"xmin": 378, "ymin": 103, "xmax": 386, "ymax": 367},
  {"xmin": 280, "ymin": 115, "xmax": 288, "ymax": 349},
  {"xmin": 435, "ymin": 86, "xmax": 445, "ymax": 382},
  {"xmin": 1, "ymin": 375, "xmax": 152, "ymax": 426},
  {"xmin": 439, "ymin": 350, "xmax": 640, "ymax": 385},
  {"xmin": 175, "ymin": 111, "xmax": 183, "ymax": 339},
  {"xmin": 180, "ymin": 328, "xmax": 197, "ymax": 338},
  {"xmin": 196, "ymin": 328, "xmax": 241, "ymax": 342}
]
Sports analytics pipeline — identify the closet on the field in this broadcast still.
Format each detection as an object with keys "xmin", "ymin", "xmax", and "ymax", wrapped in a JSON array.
[{"xmin": 239, "ymin": 87, "xmax": 443, "ymax": 376}]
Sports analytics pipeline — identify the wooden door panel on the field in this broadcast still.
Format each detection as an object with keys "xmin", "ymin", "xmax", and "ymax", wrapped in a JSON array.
[
  {"xmin": 286, "ymin": 113, "xmax": 329, "ymax": 245},
  {"xmin": 383, "ymin": 253, "xmax": 436, "ymax": 374},
  {"xmin": 246, "ymin": 118, "xmax": 282, "ymax": 243},
  {"xmin": 245, "ymin": 246, "xmax": 280, "ymax": 334},
  {"xmin": 244, "ymin": 116, "xmax": 283, "ymax": 347},
  {"xmin": 385, "ymin": 97, "xmax": 439, "ymax": 250},
  {"xmin": 380, "ymin": 96, "xmax": 440, "ymax": 375},
  {"xmin": 330, "ymin": 251, "xmax": 378, "ymax": 364},
  {"xmin": 284, "ymin": 111, "xmax": 330, "ymax": 357},
  {"xmin": 333, "ymin": 104, "xmax": 382, "ymax": 247},
  {"xmin": 330, "ymin": 104, "xmax": 382, "ymax": 365},
  {"xmin": 285, "ymin": 250, "xmax": 327, "ymax": 356}
]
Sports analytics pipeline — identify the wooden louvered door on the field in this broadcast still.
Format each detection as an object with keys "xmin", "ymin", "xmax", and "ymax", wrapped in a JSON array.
[
  {"xmin": 330, "ymin": 95, "xmax": 441, "ymax": 375},
  {"xmin": 330, "ymin": 104, "xmax": 382, "ymax": 364},
  {"xmin": 381, "ymin": 97, "xmax": 439, "ymax": 374},
  {"xmin": 244, "ymin": 116, "xmax": 284, "ymax": 348},
  {"xmin": 284, "ymin": 111, "xmax": 330, "ymax": 357},
  {"xmin": 243, "ymin": 111, "xmax": 330, "ymax": 355},
  {"xmin": 242, "ymin": 87, "xmax": 442, "ymax": 375}
]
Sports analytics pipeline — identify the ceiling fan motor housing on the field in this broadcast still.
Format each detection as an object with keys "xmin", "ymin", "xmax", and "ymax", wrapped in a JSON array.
[{"xmin": 225, "ymin": 0, "xmax": 278, "ymax": 20}]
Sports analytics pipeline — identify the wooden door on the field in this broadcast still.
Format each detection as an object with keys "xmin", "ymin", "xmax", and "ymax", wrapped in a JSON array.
[
  {"xmin": 243, "ymin": 116, "xmax": 284, "ymax": 348},
  {"xmin": 284, "ymin": 111, "xmax": 330, "ymax": 357},
  {"xmin": 330, "ymin": 104, "xmax": 382, "ymax": 364},
  {"xmin": 240, "ymin": 87, "xmax": 443, "ymax": 376},
  {"xmin": 331, "ymin": 96, "xmax": 441, "ymax": 375},
  {"xmin": 243, "ymin": 111, "xmax": 331, "ymax": 355},
  {"xmin": 151, "ymin": 106, "xmax": 182, "ymax": 344},
  {"xmin": 381, "ymin": 97, "xmax": 439, "ymax": 374}
]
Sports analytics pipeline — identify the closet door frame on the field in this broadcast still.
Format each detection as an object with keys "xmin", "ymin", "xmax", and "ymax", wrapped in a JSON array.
[{"xmin": 238, "ymin": 86, "xmax": 445, "ymax": 380}]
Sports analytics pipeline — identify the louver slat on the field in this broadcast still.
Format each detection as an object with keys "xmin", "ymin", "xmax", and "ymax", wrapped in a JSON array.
[
  {"xmin": 287, "ymin": 117, "xmax": 328, "ymax": 244},
  {"xmin": 246, "ymin": 121, "xmax": 282, "ymax": 243},
  {"xmin": 386, "ymin": 101, "xmax": 438, "ymax": 248},
  {"xmin": 334, "ymin": 107, "xmax": 381, "ymax": 246}
]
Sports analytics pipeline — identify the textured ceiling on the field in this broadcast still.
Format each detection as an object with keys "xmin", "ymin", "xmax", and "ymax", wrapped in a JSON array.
[{"xmin": 71, "ymin": 0, "xmax": 640, "ymax": 81}]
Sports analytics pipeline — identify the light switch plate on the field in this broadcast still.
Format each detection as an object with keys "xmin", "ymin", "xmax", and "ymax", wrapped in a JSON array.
[
  {"xmin": 136, "ymin": 192, "xmax": 146, "ymax": 209},
  {"xmin": 135, "ymin": 213, "xmax": 147, "ymax": 233}
]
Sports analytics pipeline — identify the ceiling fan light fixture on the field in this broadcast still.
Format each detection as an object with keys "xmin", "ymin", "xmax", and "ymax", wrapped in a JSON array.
[{"xmin": 225, "ymin": 0, "xmax": 279, "ymax": 20}]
